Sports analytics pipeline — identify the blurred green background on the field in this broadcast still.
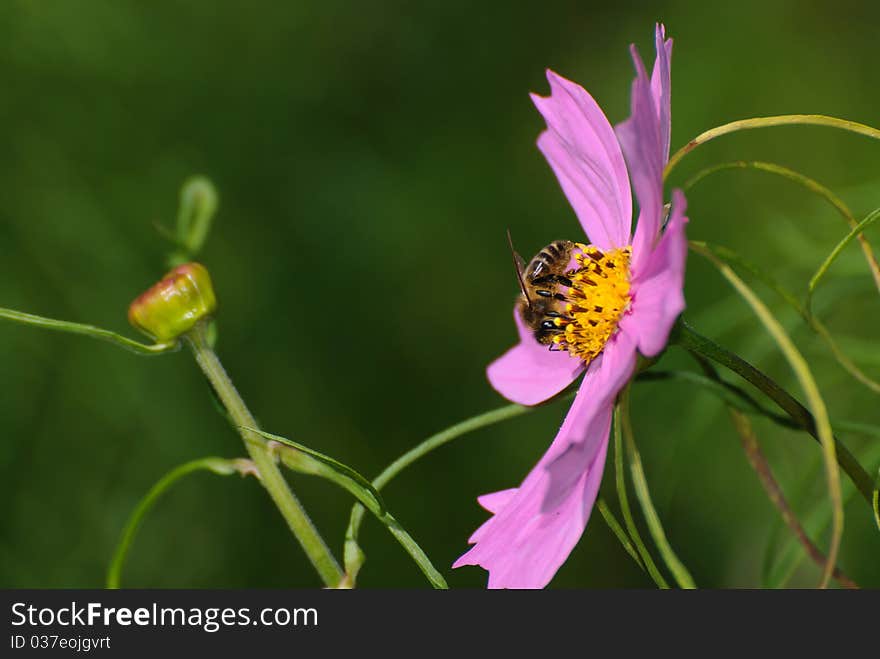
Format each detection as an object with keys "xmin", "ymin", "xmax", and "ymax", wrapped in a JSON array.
[{"xmin": 1, "ymin": 0, "xmax": 878, "ymax": 589}]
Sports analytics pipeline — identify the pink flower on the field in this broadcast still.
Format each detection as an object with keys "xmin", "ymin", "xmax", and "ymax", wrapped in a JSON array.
[{"xmin": 453, "ymin": 24, "xmax": 688, "ymax": 588}]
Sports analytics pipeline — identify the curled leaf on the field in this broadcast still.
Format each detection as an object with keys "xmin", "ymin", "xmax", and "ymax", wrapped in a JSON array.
[{"xmin": 241, "ymin": 426, "xmax": 447, "ymax": 589}]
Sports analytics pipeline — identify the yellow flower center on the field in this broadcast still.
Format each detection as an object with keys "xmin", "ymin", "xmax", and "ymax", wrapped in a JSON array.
[{"xmin": 552, "ymin": 244, "xmax": 632, "ymax": 363}]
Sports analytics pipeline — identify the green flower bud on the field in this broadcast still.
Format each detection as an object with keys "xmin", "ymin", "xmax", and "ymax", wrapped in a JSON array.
[{"xmin": 128, "ymin": 263, "xmax": 217, "ymax": 342}]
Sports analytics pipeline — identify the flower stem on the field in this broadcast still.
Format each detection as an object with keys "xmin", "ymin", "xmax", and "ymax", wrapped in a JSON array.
[
  {"xmin": 619, "ymin": 388, "xmax": 696, "ymax": 589},
  {"xmin": 596, "ymin": 498, "xmax": 644, "ymax": 570},
  {"xmin": 665, "ymin": 114, "xmax": 880, "ymax": 180},
  {"xmin": 186, "ymin": 324, "xmax": 343, "ymax": 587},
  {"xmin": 612, "ymin": 404, "xmax": 669, "ymax": 589},
  {"xmin": 0, "ymin": 306, "xmax": 176, "ymax": 356},
  {"xmin": 674, "ymin": 321, "xmax": 874, "ymax": 504}
]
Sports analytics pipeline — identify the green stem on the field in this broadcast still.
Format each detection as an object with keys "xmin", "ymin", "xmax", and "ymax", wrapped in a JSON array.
[
  {"xmin": 596, "ymin": 498, "xmax": 644, "ymax": 570},
  {"xmin": 665, "ymin": 114, "xmax": 880, "ymax": 180},
  {"xmin": 619, "ymin": 388, "xmax": 696, "ymax": 589},
  {"xmin": 675, "ymin": 321, "xmax": 874, "ymax": 504},
  {"xmin": 243, "ymin": 426, "xmax": 447, "ymax": 588},
  {"xmin": 186, "ymin": 324, "xmax": 342, "ymax": 587},
  {"xmin": 613, "ymin": 404, "xmax": 669, "ymax": 589},
  {"xmin": 107, "ymin": 456, "xmax": 253, "ymax": 589},
  {"xmin": 0, "ymin": 306, "xmax": 176, "ymax": 356}
]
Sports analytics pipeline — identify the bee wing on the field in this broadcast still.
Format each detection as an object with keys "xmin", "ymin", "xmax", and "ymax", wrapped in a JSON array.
[{"xmin": 506, "ymin": 229, "xmax": 532, "ymax": 308}]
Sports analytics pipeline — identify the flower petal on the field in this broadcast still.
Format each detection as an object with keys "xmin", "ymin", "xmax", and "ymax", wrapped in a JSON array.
[
  {"xmin": 477, "ymin": 489, "xmax": 517, "ymax": 515},
  {"xmin": 532, "ymin": 70, "xmax": 632, "ymax": 250},
  {"xmin": 650, "ymin": 23, "xmax": 673, "ymax": 163},
  {"xmin": 616, "ymin": 44, "xmax": 667, "ymax": 274},
  {"xmin": 455, "ymin": 331, "xmax": 637, "ymax": 588},
  {"xmin": 620, "ymin": 189, "xmax": 688, "ymax": 357},
  {"xmin": 486, "ymin": 306, "xmax": 585, "ymax": 406}
]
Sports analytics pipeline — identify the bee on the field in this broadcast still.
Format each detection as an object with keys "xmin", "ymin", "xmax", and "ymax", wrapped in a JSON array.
[{"xmin": 507, "ymin": 231, "xmax": 575, "ymax": 348}]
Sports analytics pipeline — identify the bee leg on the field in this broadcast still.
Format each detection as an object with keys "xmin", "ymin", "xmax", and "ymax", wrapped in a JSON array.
[
  {"xmin": 548, "ymin": 274, "xmax": 573, "ymax": 287},
  {"xmin": 532, "ymin": 274, "xmax": 573, "ymax": 287}
]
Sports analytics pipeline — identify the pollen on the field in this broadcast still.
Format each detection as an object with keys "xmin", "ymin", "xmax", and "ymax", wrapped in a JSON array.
[{"xmin": 552, "ymin": 244, "xmax": 632, "ymax": 363}]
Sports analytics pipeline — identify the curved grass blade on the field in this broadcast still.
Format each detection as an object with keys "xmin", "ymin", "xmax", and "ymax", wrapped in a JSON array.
[
  {"xmin": 729, "ymin": 411, "xmax": 857, "ymax": 587},
  {"xmin": 689, "ymin": 353, "xmax": 857, "ymax": 588},
  {"xmin": 242, "ymin": 427, "xmax": 447, "ymax": 589},
  {"xmin": 0, "ymin": 307, "xmax": 177, "ymax": 356},
  {"xmin": 619, "ymin": 389, "xmax": 696, "ymax": 589},
  {"xmin": 682, "ymin": 160, "xmax": 880, "ymax": 299},
  {"xmin": 762, "ymin": 441, "xmax": 880, "ymax": 587},
  {"xmin": 690, "ymin": 241, "xmax": 880, "ymax": 394},
  {"xmin": 690, "ymin": 242, "xmax": 843, "ymax": 588},
  {"xmin": 665, "ymin": 114, "xmax": 880, "ymax": 180},
  {"xmin": 808, "ymin": 207, "xmax": 880, "ymax": 305},
  {"xmin": 107, "ymin": 457, "xmax": 254, "ymax": 588}
]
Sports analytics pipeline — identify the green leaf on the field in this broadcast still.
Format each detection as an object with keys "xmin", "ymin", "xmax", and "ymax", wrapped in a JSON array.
[
  {"xmin": 241, "ymin": 426, "xmax": 448, "ymax": 589},
  {"xmin": 240, "ymin": 427, "xmax": 386, "ymax": 516}
]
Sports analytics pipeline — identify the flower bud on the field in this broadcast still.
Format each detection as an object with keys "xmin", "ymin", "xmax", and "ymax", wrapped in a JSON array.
[{"xmin": 128, "ymin": 262, "xmax": 217, "ymax": 342}]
